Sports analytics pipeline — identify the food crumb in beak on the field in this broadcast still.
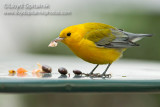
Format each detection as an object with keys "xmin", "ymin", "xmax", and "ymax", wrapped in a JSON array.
[{"xmin": 48, "ymin": 41, "xmax": 58, "ymax": 47}]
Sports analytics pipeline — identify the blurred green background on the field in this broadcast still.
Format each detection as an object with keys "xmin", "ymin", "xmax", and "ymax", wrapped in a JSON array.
[
  {"xmin": 1, "ymin": 0, "xmax": 160, "ymax": 61},
  {"xmin": 0, "ymin": 0, "xmax": 160, "ymax": 107}
]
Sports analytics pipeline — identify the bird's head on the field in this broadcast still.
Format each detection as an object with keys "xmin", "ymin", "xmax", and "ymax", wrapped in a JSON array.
[{"xmin": 48, "ymin": 24, "xmax": 85, "ymax": 47}]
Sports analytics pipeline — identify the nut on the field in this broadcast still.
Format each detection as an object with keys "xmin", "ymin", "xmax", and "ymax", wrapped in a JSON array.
[
  {"xmin": 58, "ymin": 67, "xmax": 68, "ymax": 75},
  {"xmin": 73, "ymin": 70, "xmax": 82, "ymax": 75},
  {"xmin": 42, "ymin": 65, "xmax": 52, "ymax": 73},
  {"xmin": 48, "ymin": 41, "xmax": 58, "ymax": 47}
]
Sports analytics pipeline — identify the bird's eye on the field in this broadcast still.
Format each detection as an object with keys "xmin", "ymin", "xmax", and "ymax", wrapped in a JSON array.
[{"xmin": 67, "ymin": 32, "xmax": 71, "ymax": 36}]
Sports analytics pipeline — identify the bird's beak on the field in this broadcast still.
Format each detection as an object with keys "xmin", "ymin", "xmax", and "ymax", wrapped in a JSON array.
[{"xmin": 48, "ymin": 37, "xmax": 64, "ymax": 47}]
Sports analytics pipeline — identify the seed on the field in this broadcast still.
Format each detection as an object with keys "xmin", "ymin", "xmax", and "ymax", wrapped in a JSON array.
[
  {"xmin": 9, "ymin": 70, "xmax": 16, "ymax": 74},
  {"xmin": 8, "ymin": 70, "xmax": 16, "ymax": 76},
  {"xmin": 58, "ymin": 67, "xmax": 68, "ymax": 75},
  {"xmin": 73, "ymin": 70, "xmax": 82, "ymax": 75},
  {"xmin": 42, "ymin": 65, "xmax": 52, "ymax": 73},
  {"xmin": 17, "ymin": 68, "xmax": 28, "ymax": 73}
]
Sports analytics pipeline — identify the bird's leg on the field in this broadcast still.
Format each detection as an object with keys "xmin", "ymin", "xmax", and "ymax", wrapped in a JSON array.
[
  {"xmin": 89, "ymin": 64, "xmax": 99, "ymax": 74},
  {"xmin": 101, "ymin": 63, "xmax": 112, "ymax": 77}
]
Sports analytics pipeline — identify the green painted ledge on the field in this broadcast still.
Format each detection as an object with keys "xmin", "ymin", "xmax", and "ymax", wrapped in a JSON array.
[{"xmin": 1, "ymin": 77, "xmax": 160, "ymax": 93}]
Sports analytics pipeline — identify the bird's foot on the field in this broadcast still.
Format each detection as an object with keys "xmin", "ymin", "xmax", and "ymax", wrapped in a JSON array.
[
  {"xmin": 83, "ymin": 73, "xmax": 101, "ymax": 77},
  {"xmin": 84, "ymin": 73, "xmax": 111, "ymax": 78},
  {"xmin": 101, "ymin": 74, "xmax": 112, "ymax": 78}
]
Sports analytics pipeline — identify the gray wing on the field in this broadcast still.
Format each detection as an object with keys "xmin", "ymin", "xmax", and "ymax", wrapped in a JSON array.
[
  {"xmin": 101, "ymin": 41, "xmax": 139, "ymax": 48},
  {"xmin": 96, "ymin": 29, "xmax": 140, "ymax": 48}
]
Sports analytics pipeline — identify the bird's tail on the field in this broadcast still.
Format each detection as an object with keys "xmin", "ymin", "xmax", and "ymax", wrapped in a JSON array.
[{"xmin": 123, "ymin": 31, "xmax": 153, "ymax": 42}]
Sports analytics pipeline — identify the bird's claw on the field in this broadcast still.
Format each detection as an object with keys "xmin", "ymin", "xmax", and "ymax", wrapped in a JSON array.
[
  {"xmin": 83, "ymin": 73, "xmax": 112, "ymax": 78},
  {"xmin": 102, "ymin": 74, "xmax": 112, "ymax": 78}
]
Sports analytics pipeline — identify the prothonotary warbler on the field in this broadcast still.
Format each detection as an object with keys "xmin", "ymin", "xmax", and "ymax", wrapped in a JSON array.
[{"xmin": 48, "ymin": 22, "xmax": 152, "ymax": 77}]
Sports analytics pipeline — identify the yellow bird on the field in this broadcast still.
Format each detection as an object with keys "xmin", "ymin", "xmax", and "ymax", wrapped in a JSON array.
[{"xmin": 49, "ymin": 22, "xmax": 152, "ymax": 77}]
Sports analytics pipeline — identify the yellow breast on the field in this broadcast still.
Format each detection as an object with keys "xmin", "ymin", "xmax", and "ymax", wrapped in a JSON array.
[{"xmin": 67, "ymin": 38, "xmax": 124, "ymax": 64}]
